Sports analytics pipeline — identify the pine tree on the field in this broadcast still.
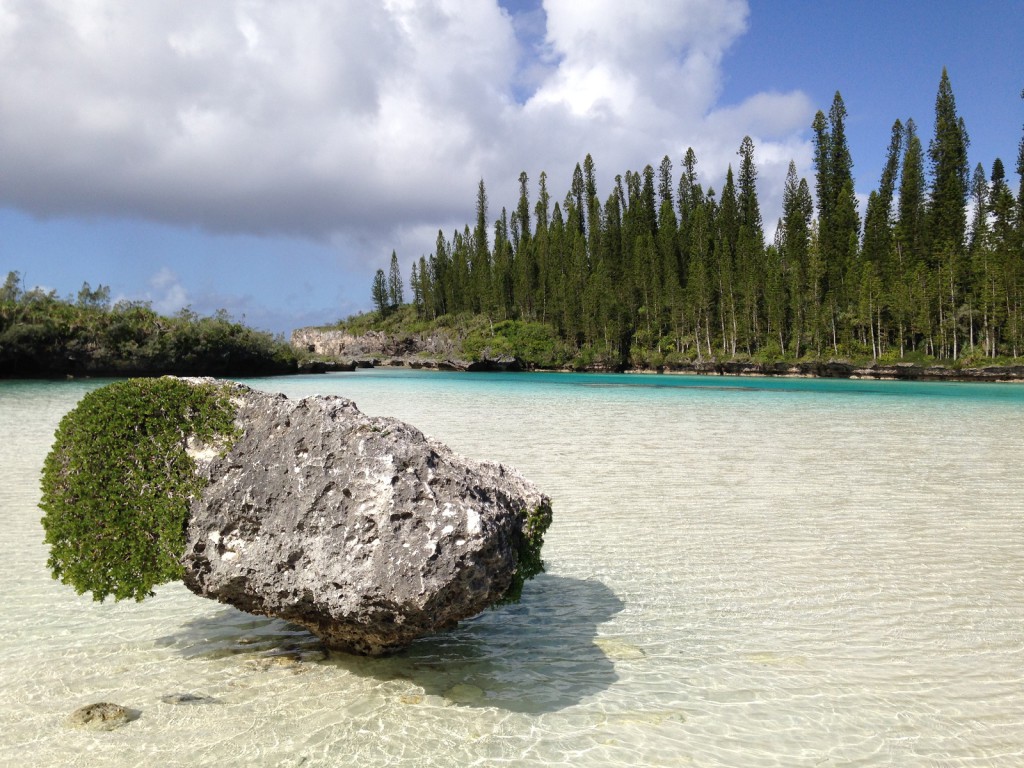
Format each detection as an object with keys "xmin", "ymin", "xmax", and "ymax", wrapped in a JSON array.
[
  {"xmin": 599, "ymin": 189, "xmax": 628, "ymax": 362},
  {"xmin": 813, "ymin": 93, "xmax": 860, "ymax": 352},
  {"xmin": 533, "ymin": 173, "xmax": 551, "ymax": 321},
  {"xmin": 512, "ymin": 176, "xmax": 536, "ymax": 319},
  {"xmin": 862, "ymin": 120, "xmax": 903, "ymax": 270},
  {"xmin": 1014, "ymin": 89, "xmax": 1024, "ymax": 350},
  {"xmin": 735, "ymin": 137, "xmax": 765, "ymax": 353},
  {"xmin": 433, "ymin": 230, "xmax": 452, "ymax": 316},
  {"xmin": 515, "ymin": 171, "xmax": 532, "ymax": 251},
  {"xmin": 715, "ymin": 169, "xmax": 740, "ymax": 355},
  {"xmin": 387, "ymin": 251, "xmax": 404, "ymax": 308},
  {"xmin": 990, "ymin": 158, "xmax": 1021, "ymax": 355},
  {"xmin": 492, "ymin": 209, "xmax": 514, "ymax": 319},
  {"xmin": 416, "ymin": 256, "xmax": 433, "ymax": 318},
  {"xmin": 968, "ymin": 163, "xmax": 992, "ymax": 354},
  {"xmin": 658, "ymin": 197, "xmax": 681, "ymax": 346},
  {"xmin": 584, "ymin": 155, "xmax": 602, "ymax": 267},
  {"xmin": 451, "ymin": 228, "xmax": 471, "ymax": 313},
  {"xmin": 894, "ymin": 119, "xmax": 927, "ymax": 354},
  {"xmin": 855, "ymin": 119, "xmax": 900, "ymax": 358},
  {"xmin": 570, "ymin": 164, "xmax": 585, "ymax": 237},
  {"xmin": 583, "ymin": 154, "xmax": 599, "ymax": 243},
  {"xmin": 546, "ymin": 202, "xmax": 567, "ymax": 334},
  {"xmin": 780, "ymin": 162, "xmax": 814, "ymax": 358},
  {"xmin": 472, "ymin": 179, "xmax": 492, "ymax": 312},
  {"xmin": 927, "ymin": 68, "xmax": 970, "ymax": 357},
  {"xmin": 658, "ymin": 155, "xmax": 674, "ymax": 210},
  {"xmin": 371, "ymin": 269, "xmax": 388, "ymax": 315},
  {"xmin": 685, "ymin": 191, "xmax": 715, "ymax": 358},
  {"xmin": 897, "ymin": 120, "xmax": 927, "ymax": 264},
  {"xmin": 640, "ymin": 165, "xmax": 658, "ymax": 237},
  {"xmin": 1017, "ymin": 88, "xmax": 1024, "ymax": 220}
]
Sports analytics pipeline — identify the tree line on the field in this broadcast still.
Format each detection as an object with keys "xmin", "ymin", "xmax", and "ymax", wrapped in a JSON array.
[
  {"xmin": 375, "ymin": 69, "xmax": 1024, "ymax": 367},
  {"xmin": 0, "ymin": 271, "xmax": 298, "ymax": 377}
]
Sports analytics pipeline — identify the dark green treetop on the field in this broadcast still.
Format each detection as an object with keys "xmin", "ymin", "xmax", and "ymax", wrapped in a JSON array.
[
  {"xmin": 862, "ymin": 119, "xmax": 903, "ymax": 268},
  {"xmin": 928, "ymin": 67, "xmax": 971, "ymax": 259},
  {"xmin": 896, "ymin": 118, "xmax": 927, "ymax": 264}
]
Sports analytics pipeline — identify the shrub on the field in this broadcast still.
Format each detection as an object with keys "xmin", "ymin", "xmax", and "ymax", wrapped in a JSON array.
[
  {"xmin": 500, "ymin": 501, "xmax": 554, "ymax": 605},
  {"xmin": 39, "ymin": 378, "xmax": 239, "ymax": 602},
  {"xmin": 463, "ymin": 319, "xmax": 571, "ymax": 368}
]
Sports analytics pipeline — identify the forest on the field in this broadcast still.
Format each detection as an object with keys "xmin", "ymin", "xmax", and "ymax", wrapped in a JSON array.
[
  {"xmin": 369, "ymin": 70, "xmax": 1024, "ymax": 370},
  {"xmin": 0, "ymin": 271, "xmax": 298, "ymax": 377}
]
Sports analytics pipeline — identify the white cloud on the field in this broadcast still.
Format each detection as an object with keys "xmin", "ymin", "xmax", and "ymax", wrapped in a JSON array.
[
  {"xmin": 0, "ymin": 0, "xmax": 814, "ymax": 263},
  {"xmin": 148, "ymin": 267, "xmax": 190, "ymax": 315}
]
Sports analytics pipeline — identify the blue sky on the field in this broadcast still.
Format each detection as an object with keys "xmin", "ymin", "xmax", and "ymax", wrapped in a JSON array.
[{"xmin": 0, "ymin": 1, "xmax": 1020, "ymax": 335}]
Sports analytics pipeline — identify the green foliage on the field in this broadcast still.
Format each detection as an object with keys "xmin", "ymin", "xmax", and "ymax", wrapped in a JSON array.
[
  {"xmin": 387, "ymin": 252, "xmax": 404, "ymax": 308},
  {"xmin": 462, "ymin": 320, "xmax": 572, "ymax": 368},
  {"xmin": 39, "ymin": 378, "xmax": 240, "ymax": 602},
  {"xmin": 0, "ymin": 276, "xmax": 297, "ymax": 378},
  {"xmin": 371, "ymin": 268, "xmax": 389, "ymax": 316},
  {"xmin": 500, "ymin": 501, "xmax": 554, "ymax": 605},
  {"xmin": 572, "ymin": 341, "xmax": 621, "ymax": 370}
]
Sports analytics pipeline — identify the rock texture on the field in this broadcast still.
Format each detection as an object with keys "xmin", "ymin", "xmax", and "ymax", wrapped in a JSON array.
[
  {"xmin": 182, "ymin": 383, "xmax": 551, "ymax": 656},
  {"xmin": 67, "ymin": 703, "xmax": 133, "ymax": 730},
  {"xmin": 290, "ymin": 328, "xmax": 457, "ymax": 361}
]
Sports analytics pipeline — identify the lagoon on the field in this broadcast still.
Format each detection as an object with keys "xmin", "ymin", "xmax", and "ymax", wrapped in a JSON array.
[{"xmin": 2, "ymin": 370, "xmax": 1024, "ymax": 766}]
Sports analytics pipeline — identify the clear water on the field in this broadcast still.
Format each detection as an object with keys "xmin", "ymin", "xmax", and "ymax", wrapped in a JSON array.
[{"xmin": 2, "ymin": 370, "xmax": 1023, "ymax": 767}]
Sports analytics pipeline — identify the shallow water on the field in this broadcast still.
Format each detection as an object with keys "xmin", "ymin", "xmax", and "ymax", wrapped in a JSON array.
[{"xmin": 2, "ymin": 371, "xmax": 1023, "ymax": 767}]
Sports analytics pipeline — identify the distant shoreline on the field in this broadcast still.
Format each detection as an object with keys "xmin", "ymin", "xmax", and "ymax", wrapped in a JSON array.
[
  {"xmin": 297, "ymin": 356, "xmax": 1024, "ymax": 384},
  {"xmin": 291, "ymin": 326, "xmax": 1024, "ymax": 385}
]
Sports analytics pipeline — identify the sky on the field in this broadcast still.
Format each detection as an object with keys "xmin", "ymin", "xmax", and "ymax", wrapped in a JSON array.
[{"xmin": 0, "ymin": 0, "xmax": 1021, "ymax": 336}]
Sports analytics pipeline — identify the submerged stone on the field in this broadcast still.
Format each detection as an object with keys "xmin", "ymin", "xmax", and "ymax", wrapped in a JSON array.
[
  {"xmin": 67, "ymin": 702, "xmax": 133, "ymax": 730},
  {"xmin": 159, "ymin": 693, "xmax": 217, "ymax": 705},
  {"xmin": 182, "ymin": 382, "xmax": 551, "ymax": 656}
]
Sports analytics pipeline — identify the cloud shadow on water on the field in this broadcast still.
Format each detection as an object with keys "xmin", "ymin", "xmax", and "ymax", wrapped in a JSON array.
[{"xmin": 160, "ymin": 573, "xmax": 623, "ymax": 714}]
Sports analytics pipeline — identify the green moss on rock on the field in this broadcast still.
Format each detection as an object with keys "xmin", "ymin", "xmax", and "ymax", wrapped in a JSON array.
[
  {"xmin": 39, "ymin": 378, "xmax": 239, "ymax": 602},
  {"xmin": 501, "ymin": 501, "xmax": 554, "ymax": 604}
]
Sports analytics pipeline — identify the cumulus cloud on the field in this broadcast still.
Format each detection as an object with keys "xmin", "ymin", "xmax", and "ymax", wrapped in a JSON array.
[
  {"xmin": 147, "ymin": 267, "xmax": 189, "ymax": 315},
  {"xmin": 0, "ymin": 0, "xmax": 814, "ymax": 257}
]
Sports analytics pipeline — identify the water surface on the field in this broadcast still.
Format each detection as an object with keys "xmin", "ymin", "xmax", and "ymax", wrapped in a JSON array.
[{"xmin": 2, "ymin": 371, "xmax": 1023, "ymax": 766}]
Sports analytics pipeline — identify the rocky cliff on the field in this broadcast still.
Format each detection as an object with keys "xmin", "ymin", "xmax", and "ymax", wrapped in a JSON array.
[{"xmin": 291, "ymin": 328, "xmax": 457, "ymax": 361}]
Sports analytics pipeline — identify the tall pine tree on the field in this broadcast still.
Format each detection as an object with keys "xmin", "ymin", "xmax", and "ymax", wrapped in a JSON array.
[
  {"xmin": 387, "ymin": 251, "xmax": 404, "ymax": 308},
  {"xmin": 927, "ymin": 68, "xmax": 971, "ymax": 357}
]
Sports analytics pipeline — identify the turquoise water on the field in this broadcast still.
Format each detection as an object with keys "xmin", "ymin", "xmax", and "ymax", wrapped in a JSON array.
[{"xmin": 2, "ymin": 371, "xmax": 1024, "ymax": 766}]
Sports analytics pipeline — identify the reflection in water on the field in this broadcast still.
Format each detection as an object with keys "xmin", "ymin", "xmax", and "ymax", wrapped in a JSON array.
[{"xmin": 161, "ymin": 574, "xmax": 623, "ymax": 714}]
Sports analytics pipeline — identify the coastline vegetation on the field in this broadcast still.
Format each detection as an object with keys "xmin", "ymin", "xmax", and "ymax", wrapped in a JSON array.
[
  {"xmin": 354, "ymin": 70, "xmax": 1024, "ymax": 372},
  {"xmin": 0, "ymin": 271, "xmax": 298, "ymax": 378}
]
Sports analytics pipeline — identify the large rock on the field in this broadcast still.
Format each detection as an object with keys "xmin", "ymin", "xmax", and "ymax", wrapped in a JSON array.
[{"xmin": 181, "ymin": 383, "xmax": 551, "ymax": 655}]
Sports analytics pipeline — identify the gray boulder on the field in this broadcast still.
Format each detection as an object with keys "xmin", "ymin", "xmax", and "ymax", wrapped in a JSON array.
[{"xmin": 181, "ymin": 383, "xmax": 551, "ymax": 655}]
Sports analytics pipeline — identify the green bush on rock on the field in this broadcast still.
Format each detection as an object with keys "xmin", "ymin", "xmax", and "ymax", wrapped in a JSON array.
[
  {"xmin": 500, "ymin": 501, "xmax": 554, "ymax": 605},
  {"xmin": 39, "ymin": 378, "xmax": 239, "ymax": 602}
]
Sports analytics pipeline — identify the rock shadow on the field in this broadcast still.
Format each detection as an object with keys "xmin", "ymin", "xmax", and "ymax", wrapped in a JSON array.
[
  {"xmin": 160, "ymin": 574, "xmax": 623, "ymax": 714},
  {"xmin": 335, "ymin": 574, "xmax": 624, "ymax": 713},
  {"xmin": 156, "ymin": 607, "xmax": 328, "ymax": 662}
]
